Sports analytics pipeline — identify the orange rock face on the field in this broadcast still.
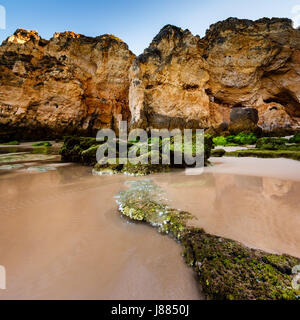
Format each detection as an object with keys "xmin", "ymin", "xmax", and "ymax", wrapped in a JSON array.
[
  {"xmin": 130, "ymin": 18, "xmax": 300, "ymax": 133},
  {"xmin": 0, "ymin": 29, "xmax": 135, "ymax": 140},
  {"xmin": 129, "ymin": 25, "xmax": 223, "ymax": 130},
  {"xmin": 1, "ymin": 18, "xmax": 300, "ymax": 139}
]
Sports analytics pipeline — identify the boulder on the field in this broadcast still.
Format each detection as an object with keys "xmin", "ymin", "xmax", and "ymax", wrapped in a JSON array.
[{"xmin": 229, "ymin": 107, "xmax": 259, "ymax": 134}]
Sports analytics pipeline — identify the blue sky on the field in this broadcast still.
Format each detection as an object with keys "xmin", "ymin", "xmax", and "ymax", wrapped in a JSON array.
[{"xmin": 0, "ymin": 0, "xmax": 299, "ymax": 54}]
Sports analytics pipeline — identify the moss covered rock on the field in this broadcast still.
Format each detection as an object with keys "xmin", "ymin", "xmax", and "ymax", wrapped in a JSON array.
[
  {"xmin": 289, "ymin": 133, "xmax": 300, "ymax": 144},
  {"xmin": 60, "ymin": 133, "xmax": 213, "ymax": 175},
  {"xmin": 59, "ymin": 136, "xmax": 100, "ymax": 163},
  {"xmin": 256, "ymin": 137, "xmax": 288, "ymax": 150},
  {"xmin": 32, "ymin": 141, "xmax": 52, "ymax": 147},
  {"xmin": 226, "ymin": 149, "xmax": 300, "ymax": 161},
  {"xmin": 116, "ymin": 179, "xmax": 300, "ymax": 300},
  {"xmin": 2, "ymin": 140, "xmax": 20, "ymax": 145},
  {"xmin": 211, "ymin": 148, "xmax": 226, "ymax": 157},
  {"xmin": 213, "ymin": 132, "xmax": 258, "ymax": 147},
  {"xmin": 182, "ymin": 228, "xmax": 299, "ymax": 300}
]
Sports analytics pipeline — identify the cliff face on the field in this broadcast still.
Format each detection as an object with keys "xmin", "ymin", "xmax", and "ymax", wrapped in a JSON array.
[
  {"xmin": 1, "ymin": 18, "xmax": 300, "ymax": 140},
  {"xmin": 129, "ymin": 25, "xmax": 223, "ymax": 130},
  {"xmin": 130, "ymin": 18, "xmax": 300, "ymax": 133},
  {"xmin": 0, "ymin": 29, "xmax": 135, "ymax": 140}
]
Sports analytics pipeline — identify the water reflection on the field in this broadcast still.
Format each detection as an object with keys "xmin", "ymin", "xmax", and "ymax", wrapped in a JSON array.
[
  {"xmin": 0, "ymin": 165, "xmax": 201, "ymax": 300},
  {"xmin": 154, "ymin": 172, "xmax": 300, "ymax": 258}
]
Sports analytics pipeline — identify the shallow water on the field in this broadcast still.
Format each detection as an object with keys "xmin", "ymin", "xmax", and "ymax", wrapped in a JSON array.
[
  {"xmin": 0, "ymin": 163, "xmax": 201, "ymax": 300},
  {"xmin": 153, "ymin": 164, "xmax": 300, "ymax": 259},
  {"xmin": 1, "ymin": 154, "xmax": 300, "ymax": 300}
]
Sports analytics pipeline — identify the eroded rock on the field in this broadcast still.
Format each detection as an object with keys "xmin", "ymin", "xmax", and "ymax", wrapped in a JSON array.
[
  {"xmin": 0, "ymin": 29, "xmax": 135, "ymax": 140},
  {"xmin": 1, "ymin": 18, "xmax": 300, "ymax": 138},
  {"xmin": 129, "ymin": 18, "xmax": 300, "ymax": 133}
]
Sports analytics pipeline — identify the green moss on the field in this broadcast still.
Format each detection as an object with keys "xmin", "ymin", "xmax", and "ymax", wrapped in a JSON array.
[
  {"xmin": 93, "ymin": 158, "xmax": 124, "ymax": 175},
  {"xmin": 31, "ymin": 147, "xmax": 50, "ymax": 154},
  {"xmin": 213, "ymin": 136, "xmax": 228, "ymax": 146},
  {"xmin": 116, "ymin": 179, "xmax": 300, "ymax": 300},
  {"xmin": 122, "ymin": 162, "xmax": 170, "ymax": 176},
  {"xmin": 59, "ymin": 136, "xmax": 100, "ymax": 163},
  {"xmin": 60, "ymin": 134, "xmax": 213, "ymax": 175},
  {"xmin": 256, "ymin": 137, "xmax": 288, "ymax": 150},
  {"xmin": 181, "ymin": 229, "xmax": 299, "ymax": 300},
  {"xmin": 230, "ymin": 132, "xmax": 258, "ymax": 145},
  {"xmin": 116, "ymin": 180, "xmax": 192, "ymax": 239},
  {"xmin": 289, "ymin": 133, "xmax": 300, "ymax": 144},
  {"xmin": 81, "ymin": 145, "xmax": 101, "ymax": 166},
  {"xmin": 225, "ymin": 149, "xmax": 300, "ymax": 161},
  {"xmin": 2, "ymin": 140, "xmax": 20, "ymax": 145},
  {"xmin": 213, "ymin": 132, "xmax": 257, "ymax": 147},
  {"xmin": 211, "ymin": 149, "xmax": 226, "ymax": 157},
  {"xmin": 32, "ymin": 142, "xmax": 52, "ymax": 147}
]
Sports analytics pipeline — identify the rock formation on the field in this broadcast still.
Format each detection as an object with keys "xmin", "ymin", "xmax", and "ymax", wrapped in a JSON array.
[
  {"xmin": 130, "ymin": 18, "xmax": 300, "ymax": 134},
  {"xmin": 229, "ymin": 107, "xmax": 260, "ymax": 134},
  {"xmin": 0, "ymin": 29, "xmax": 135, "ymax": 140},
  {"xmin": 1, "ymin": 17, "xmax": 300, "ymax": 140},
  {"xmin": 129, "ymin": 25, "xmax": 224, "ymax": 130}
]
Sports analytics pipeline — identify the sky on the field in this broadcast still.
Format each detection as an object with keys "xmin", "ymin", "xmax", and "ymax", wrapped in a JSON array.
[{"xmin": 0, "ymin": 0, "xmax": 300, "ymax": 55}]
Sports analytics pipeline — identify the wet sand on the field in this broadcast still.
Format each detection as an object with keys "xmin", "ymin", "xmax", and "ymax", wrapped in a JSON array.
[
  {"xmin": 154, "ymin": 157, "xmax": 300, "ymax": 259},
  {"xmin": 1, "ymin": 155, "xmax": 300, "ymax": 299},
  {"xmin": 207, "ymin": 157, "xmax": 300, "ymax": 181},
  {"xmin": 0, "ymin": 165, "xmax": 202, "ymax": 300}
]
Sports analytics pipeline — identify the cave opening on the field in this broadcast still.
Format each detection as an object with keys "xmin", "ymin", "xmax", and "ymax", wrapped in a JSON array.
[{"xmin": 264, "ymin": 90, "xmax": 300, "ymax": 117}]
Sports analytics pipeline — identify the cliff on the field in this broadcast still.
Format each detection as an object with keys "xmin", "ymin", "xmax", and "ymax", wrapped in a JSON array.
[
  {"xmin": 0, "ymin": 29, "xmax": 135, "ymax": 140},
  {"xmin": 1, "ymin": 18, "xmax": 300, "ymax": 140},
  {"xmin": 130, "ymin": 18, "xmax": 300, "ymax": 133}
]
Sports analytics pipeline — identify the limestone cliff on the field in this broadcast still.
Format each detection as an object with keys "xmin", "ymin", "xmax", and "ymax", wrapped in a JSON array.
[
  {"xmin": 0, "ymin": 29, "xmax": 135, "ymax": 140},
  {"xmin": 130, "ymin": 18, "xmax": 300, "ymax": 133},
  {"xmin": 1, "ymin": 18, "xmax": 300, "ymax": 140},
  {"xmin": 129, "ymin": 25, "xmax": 223, "ymax": 130}
]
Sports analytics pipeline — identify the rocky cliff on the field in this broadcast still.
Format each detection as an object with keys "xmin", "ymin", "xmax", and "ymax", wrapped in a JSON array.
[
  {"xmin": 1, "ymin": 18, "xmax": 300, "ymax": 140},
  {"xmin": 130, "ymin": 18, "xmax": 300, "ymax": 134},
  {"xmin": 0, "ymin": 29, "xmax": 135, "ymax": 140}
]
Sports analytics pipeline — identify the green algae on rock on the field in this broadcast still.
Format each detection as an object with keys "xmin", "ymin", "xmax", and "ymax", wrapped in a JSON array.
[
  {"xmin": 225, "ymin": 149, "xmax": 300, "ymax": 161},
  {"xmin": 59, "ymin": 136, "xmax": 100, "ymax": 163},
  {"xmin": 289, "ymin": 134, "xmax": 300, "ymax": 144},
  {"xmin": 116, "ymin": 179, "xmax": 300, "ymax": 300},
  {"xmin": 213, "ymin": 132, "xmax": 258, "ymax": 147},
  {"xmin": 224, "ymin": 135, "xmax": 300, "ymax": 160},
  {"xmin": 211, "ymin": 149, "xmax": 226, "ymax": 157},
  {"xmin": 182, "ymin": 228, "xmax": 299, "ymax": 300},
  {"xmin": 2, "ymin": 141, "xmax": 20, "ymax": 145},
  {"xmin": 116, "ymin": 180, "xmax": 192, "ymax": 238},
  {"xmin": 60, "ymin": 134, "xmax": 213, "ymax": 176},
  {"xmin": 32, "ymin": 142, "xmax": 52, "ymax": 147},
  {"xmin": 256, "ymin": 137, "xmax": 289, "ymax": 150}
]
